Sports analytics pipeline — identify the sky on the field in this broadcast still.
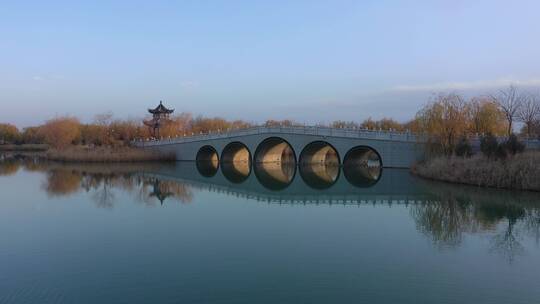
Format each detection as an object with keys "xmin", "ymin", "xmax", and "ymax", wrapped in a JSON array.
[{"xmin": 1, "ymin": 0, "xmax": 540, "ymax": 127}]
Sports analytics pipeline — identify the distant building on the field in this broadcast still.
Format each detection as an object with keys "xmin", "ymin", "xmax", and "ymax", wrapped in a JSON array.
[{"xmin": 143, "ymin": 101, "xmax": 174, "ymax": 138}]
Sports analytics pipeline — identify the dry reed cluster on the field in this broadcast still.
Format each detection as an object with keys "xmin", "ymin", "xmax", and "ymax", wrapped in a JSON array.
[
  {"xmin": 412, "ymin": 152, "xmax": 540, "ymax": 191},
  {"xmin": 0, "ymin": 144, "xmax": 48, "ymax": 151},
  {"xmin": 46, "ymin": 147, "xmax": 175, "ymax": 163}
]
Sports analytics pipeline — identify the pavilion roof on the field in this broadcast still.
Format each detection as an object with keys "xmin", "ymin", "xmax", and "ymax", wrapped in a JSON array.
[{"xmin": 148, "ymin": 101, "xmax": 174, "ymax": 114}]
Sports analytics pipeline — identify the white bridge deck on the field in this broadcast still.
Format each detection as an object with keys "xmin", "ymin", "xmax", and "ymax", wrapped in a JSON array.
[{"xmin": 135, "ymin": 126, "xmax": 424, "ymax": 146}]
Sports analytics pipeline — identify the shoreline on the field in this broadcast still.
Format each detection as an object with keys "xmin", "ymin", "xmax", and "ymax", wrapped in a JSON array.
[
  {"xmin": 1, "ymin": 146, "xmax": 175, "ymax": 163},
  {"xmin": 45, "ymin": 147, "xmax": 175, "ymax": 163},
  {"xmin": 0, "ymin": 144, "xmax": 48, "ymax": 152},
  {"xmin": 3, "ymin": 146, "xmax": 539, "ymax": 193}
]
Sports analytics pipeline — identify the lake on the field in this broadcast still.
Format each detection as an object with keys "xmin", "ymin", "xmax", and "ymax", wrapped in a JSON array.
[{"xmin": 1, "ymin": 154, "xmax": 539, "ymax": 304}]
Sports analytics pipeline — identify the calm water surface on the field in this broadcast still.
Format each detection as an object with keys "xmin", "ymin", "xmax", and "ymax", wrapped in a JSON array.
[{"xmin": 0, "ymin": 154, "xmax": 539, "ymax": 304}]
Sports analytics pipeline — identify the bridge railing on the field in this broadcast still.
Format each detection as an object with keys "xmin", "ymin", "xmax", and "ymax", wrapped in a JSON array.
[
  {"xmin": 133, "ymin": 125, "xmax": 425, "ymax": 147},
  {"xmin": 132, "ymin": 125, "xmax": 540, "ymax": 148}
]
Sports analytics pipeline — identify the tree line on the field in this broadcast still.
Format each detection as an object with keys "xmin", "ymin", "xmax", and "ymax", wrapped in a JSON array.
[
  {"xmin": 413, "ymin": 86, "xmax": 540, "ymax": 155},
  {"xmin": 0, "ymin": 86, "xmax": 539, "ymax": 150}
]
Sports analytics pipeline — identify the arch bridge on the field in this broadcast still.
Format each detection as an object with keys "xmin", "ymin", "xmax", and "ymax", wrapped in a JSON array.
[{"xmin": 136, "ymin": 126, "xmax": 425, "ymax": 173}]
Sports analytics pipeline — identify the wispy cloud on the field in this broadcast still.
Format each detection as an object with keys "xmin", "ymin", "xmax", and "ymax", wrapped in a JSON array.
[
  {"xmin": 179, "ymin": 81, "xmax": 199, "ymax": 88},
  {"xmin": 392, "ymin": 78, "xmax": 540, "ymax": 92},
  {"xmin": 32, "ymin": 74, "xmax": 64, "ymax": 81}
]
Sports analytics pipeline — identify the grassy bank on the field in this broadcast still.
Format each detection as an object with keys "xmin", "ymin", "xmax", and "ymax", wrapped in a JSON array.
[
  {"xmin": 45, "ymin": 146, "xmax": 175, "ymax": 163},
  {"xmin": 0, "ymin": 144, "xmax": 48, "ymax": 151},
  {"xmin": 412, "ymin": 152, "xmax": 540, "ymax": 191}
]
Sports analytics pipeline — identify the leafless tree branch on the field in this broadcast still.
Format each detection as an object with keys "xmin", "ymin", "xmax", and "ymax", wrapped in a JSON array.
[{"xmin": 490, "ymin": 85, "xmax": 525, "ymax": 136}]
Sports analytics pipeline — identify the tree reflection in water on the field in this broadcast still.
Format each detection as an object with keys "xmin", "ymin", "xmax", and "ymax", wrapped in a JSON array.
[
  {"xmin": 0, "ymin": 155, "xmax": 193, "ymax": 208},
  {"xmin": 412, "ymin": 180, "xmax": 540, "ymax": 262},
  {"xmin": 43, "ymin": 169, "xmax": 83, "ymax": 197},
  {"xmin": 1, "ymin": 154, "xmax": 540, "ymax": 262},
  {"xmin": 0, "ymin": 153, "xmax": 22, "ymax": 176}
]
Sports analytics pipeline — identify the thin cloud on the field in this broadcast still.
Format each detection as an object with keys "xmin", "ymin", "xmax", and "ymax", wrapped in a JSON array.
[
  {"xmin": 32, "ymin": 74, "xmax": 64, "ymax": 81},
  {"xmin": 179, "ymin": 81, "xmax": 199, "ymax": 88},
  {"xmin": 392, "ymin": 78, "xmax": 540, "ymax": 92}
]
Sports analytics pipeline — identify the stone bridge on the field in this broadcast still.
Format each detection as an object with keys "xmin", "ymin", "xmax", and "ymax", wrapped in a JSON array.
[
  {"xmin": 135, "ymin": 126, "xmax": 426, "ymax": 172},
  {"xmin": 130, "ymin": 126, "xmax": 539, "ymax": 201}
]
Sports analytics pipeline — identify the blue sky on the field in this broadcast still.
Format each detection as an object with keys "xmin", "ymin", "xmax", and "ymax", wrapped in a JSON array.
[{"xmin": 2, "ymin": 0, "xmax": 540, "ymax": 127}]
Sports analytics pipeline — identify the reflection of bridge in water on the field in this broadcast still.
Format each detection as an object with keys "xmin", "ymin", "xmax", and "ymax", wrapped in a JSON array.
[{"xmin": 140, "ymin": 161, "xmax": 432, "ymax": 205}]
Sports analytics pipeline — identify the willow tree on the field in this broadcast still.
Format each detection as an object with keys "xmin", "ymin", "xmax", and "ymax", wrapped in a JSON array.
[
  {"xmin": 467, "ymin": 97, "xmax": 507, "ymax": 136},
  {"xmin": 415, "ymin": 93, "xmax": 469, "ymax": 155},
  {"xmin": 0, "ymin": 123, "xmax": 20, "ymax": 144}
]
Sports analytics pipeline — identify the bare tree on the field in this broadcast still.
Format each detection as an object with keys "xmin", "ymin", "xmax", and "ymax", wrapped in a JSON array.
[
  {"xmin": 518, "ymin": 93, "xmax": 540, "ymax": 138},
  {"xmin": 491, "ymin": 85, "xmax": 524, "ymax": 136}
]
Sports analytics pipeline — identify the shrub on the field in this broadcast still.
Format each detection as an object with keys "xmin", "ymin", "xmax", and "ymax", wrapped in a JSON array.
[
  {"xmin": 495, "ymin": 144, "xmax": 508, "ymax": 159},
  {"xmin": 0, "ymin": 123, "xmax": 20, "ymax": 144},
  {"xmin": 480, "ymin": 133, "xmax": 498, "ymax": 158},
  {"xmin": 21, "ymin": 127, "xmax": 45, "ymax": 144},
  {"xmin": 38, "ymin": 117, "xmax": 81, "ymax": 149},
  {"xmin": 504, "ymin": 134, "xmax": 525, "ymax": 155},
  {"xmin": 455, "ymin": 137, "xmax": 472, "ymax": 157},
  {"xmin": 412, "ymin": 152, "xmax": 540, "ymax": 191}
]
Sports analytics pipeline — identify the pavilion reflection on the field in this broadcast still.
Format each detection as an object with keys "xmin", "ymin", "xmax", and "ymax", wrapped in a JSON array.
[{"xmin": 144, "ymin": 177, "xmax": 193, "ymax": 205}]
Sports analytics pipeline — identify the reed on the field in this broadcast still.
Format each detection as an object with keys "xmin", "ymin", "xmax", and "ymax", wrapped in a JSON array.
[
  {"xmin": 412, "ymin": 152, "xmax": 540, "ymax": 191},
  {"xmin": 0, "ymin": 144, "xmax": 48, "ymax": 151},
  {"xmin": 45, "ymin": 146, "xmax": 175, "ymax": 163}
]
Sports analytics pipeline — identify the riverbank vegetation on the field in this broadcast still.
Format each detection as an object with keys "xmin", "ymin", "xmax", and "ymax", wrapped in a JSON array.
[
  {"xmin": 412, "ymin": 152, "xmax": 540, "ymax": 191},
  {"xmin": 0, "ymin": 144, "xmax": 48, "ymax": 151},
  {"xmin": 1, "ymin": 86, "xmax": 539, "ymax": 166},
  {"xmin": 0, "ymin": 114, "xmax": 412, "ymax": 149},
  {"xmin": 413, "ymin": 131, "xmax": 540, "ymax": 191},
  {"xmin": 45, "ymin": 146, "xmax": 175, "ymax": 163},
  {"xmin": 411, "ymin": 86, "xmax": 540, "ymax": 191}
]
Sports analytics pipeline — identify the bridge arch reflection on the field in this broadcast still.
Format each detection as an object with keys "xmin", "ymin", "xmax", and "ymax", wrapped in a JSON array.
[
  {"xmin": 254, "ymin": 162, "xmax": 296, "ymax": 190},
  {"xmin": 196, "ymin": 161, "xmax": 381, "ymax": 190}
]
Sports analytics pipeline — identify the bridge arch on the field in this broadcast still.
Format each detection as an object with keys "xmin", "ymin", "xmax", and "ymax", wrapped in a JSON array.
[
  {"xmin": 298, "ymin": 141, "xmax": 340, "ymax": 189},
  {"xmin": 254, "ymin": 137, "xmax": 296, "ymax": 164},
  {"xmin": 221, "ymin": 142, "xmax": 252, "ymax": 183},
  {"xmin": 221, "ymin": 141, "xmax": 252, "ymax": 164},
  {"xmin": 343, "ymin": 145, "xmax": 382, "ymax": 187},
  {"xmin": 253, "ymin": 137, "xmax": 296, "ymax": 190},
  {"xmin": 196, "ymin": 145, "xmax": 219, "ymax": 177}
]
